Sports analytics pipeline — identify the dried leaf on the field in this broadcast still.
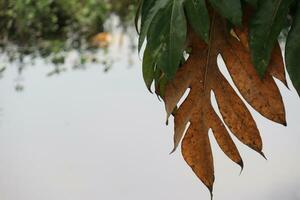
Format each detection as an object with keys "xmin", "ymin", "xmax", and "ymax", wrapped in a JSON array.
[
  {"xmin": 222, "ymin": 8, "xmax": 287, "ymax": 124},
  {"xmin": 163, "ymin": 13, "xmax": 286, "ymax": 195}
]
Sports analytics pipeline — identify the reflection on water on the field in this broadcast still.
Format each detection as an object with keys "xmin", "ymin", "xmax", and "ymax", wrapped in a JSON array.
[
  {"xmin": 0, "ymin": 39, "xmax": 300, "ymax": 200},
  {"xmin": 0, "ymin": 27, "xmax": 137, "ymax": 92},
  {"xmin": 0, "ymin": 0, "xmax": 138, "ymax": 68}
]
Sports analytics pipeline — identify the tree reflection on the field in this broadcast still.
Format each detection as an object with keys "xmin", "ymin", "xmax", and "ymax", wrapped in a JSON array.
[{"xmin": 0, "ymin": 0, "xmax": 138, "ymax": 90}]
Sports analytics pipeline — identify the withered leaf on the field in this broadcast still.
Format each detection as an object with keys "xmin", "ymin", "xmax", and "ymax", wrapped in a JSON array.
[{"xmin": 163, "ymin": 13, "xmax": 286, "ymax": 195}]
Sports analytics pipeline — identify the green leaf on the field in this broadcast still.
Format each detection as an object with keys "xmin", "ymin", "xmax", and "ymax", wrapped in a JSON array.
[
  {"xmin": 243, "ymin": 0, "xmax": 258, "ymax": 7},
  {"xmin": 249, "ymin": 0, "xmax": 293, "ymax": 78},
  {"xmin": 142, "ymin": 46, "xmax": 155, "ymax": 92},
  {"xmin": 138, "ymin": 0, "xmax": 169, "ymax": 52},
  {"xmin": 147, "ymin": 0, "xmax": 187, "ymax": 79},
  {"xmin": 142, "ymin": 42, "xmax": 163, "ymax": 92},
  {"xmin": 286, "ymin": 2, "xmax": 300, "ymax": 96},
  {"xmin": 154, "ymin": 68, "xmax": 163, "ymax": 98},
  {"xmin": 135, "ymin": 0, "xmax": 143, "ymax": 34},
  {"xmin": 208, "ymin": 0, "xmax": 242, "ymax": 26},
  {"xmin": 184, "ymin": 0, "xmax": 210, "ymax": 42}
]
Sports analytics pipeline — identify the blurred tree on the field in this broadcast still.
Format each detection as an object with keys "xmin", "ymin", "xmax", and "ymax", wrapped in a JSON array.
[{"xmin": 0, "ymin": 0, "xmax": 138, "ymax": 63}]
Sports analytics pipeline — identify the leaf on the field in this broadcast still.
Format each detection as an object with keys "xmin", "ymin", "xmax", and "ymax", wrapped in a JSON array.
[
  {"xmin": 268, "ymin": 43, "xmax": 288, "ymax": 88},
  {"xmin": 138, "ymin": 0, "xmax": 169, "ymax": 52},
  {"xmin": 146, "ymin": 0, "xmax": 187, "ymax": 79},
  {"xmin": 233, "ymin": 7, "xmax": 288, "ymax": 87},
  {"xmin": 154, "ymin": 68, "xmax": 164, "ymax": 98},
  {"xmin": 224, "ymin": 11, "xmax": 287, "ymax": 124},
  {"xmin": 142, "ymin": 44, "xmax": 161, "ymax": 91},
  {"xmin": 163, "ymin": 13, "xmax": 286, "ymax": 195},
  {"xmin": 135, "ymin": 0, "xmax": 143, "ymax": 34},
  {"xmin": 243, "ymin": 0, "xmax": 258, "ymax": 7},
  {"xmin": 249, "ymin": 0, "xmax": 293, "ymax": 78},
  {"xmin": 286, "ymin": 2, "xmax": 300, "ymax": 96},
  {"xmin": 208, "ymin": 0, "xmax": 242, "ymax": 25},
  {"xmin": 184, "ymin": 0, "xmax": 210, "ymax": 42}
]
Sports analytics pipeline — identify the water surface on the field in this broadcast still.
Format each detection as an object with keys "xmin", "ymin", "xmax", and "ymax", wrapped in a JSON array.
[{"xmin": 0, "ymin": 45, "xmax": 300, "ymax": 200}]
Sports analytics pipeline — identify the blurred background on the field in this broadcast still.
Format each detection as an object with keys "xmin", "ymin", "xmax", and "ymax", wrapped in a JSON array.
[
  {"xmin": 0, "ymin": 0, "xmax": 137, "ymax": 90},
  {"xmin": 0, "ymin": 1, "xmax": 300, "ymax": 200}
]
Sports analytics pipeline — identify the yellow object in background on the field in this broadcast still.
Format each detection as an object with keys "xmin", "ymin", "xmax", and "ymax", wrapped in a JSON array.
[{"xmin": 91, "ymin": 32, "xmax": 112, "ymax": 48}]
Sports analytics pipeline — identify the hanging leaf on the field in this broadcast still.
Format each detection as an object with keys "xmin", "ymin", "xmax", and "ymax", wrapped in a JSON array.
[
  {"xmin": 138, "ymin": 0, "xmax": 169, "ymax": 52},
  {"xmin": 135, "ymin": 0, "xmax": 143, "ymax": 34},
  {"xmin": 225, "ymin": 9, "xmax": 287, "ymax": 124},
  {"xmin": 145, "ymin": 0, "xmax": 187, "ymax": 79},
  {"xmin": 163, "ymin": 13, "xmax": 286, "ymax": 196},
  {"xmin": 136, "ymin": 1, "xmax": 298, "ymax": 198},
  {"xmin": 286, "ymin": 2, "xmax": 300, "ymax": 96},
  {"xmin": 142, "ymin": 44, "xmax": 162, "ymax": 91},
  {"xmin": 249, "ymin": 0, "xmax": 293, "ymax": 78},
  {"xmin": 232, "ymin": 7, "xmax": 288, "ymax": 87},
  {"xmin": 208, "ymin": 0, "xmax": 242, "ymax": 25},
  {"xmin": 184, "ymin": 0, "xmax": 210, "ymax": 42}
]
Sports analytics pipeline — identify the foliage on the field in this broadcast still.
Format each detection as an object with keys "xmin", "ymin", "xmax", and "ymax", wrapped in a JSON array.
[
  {"xmin": 0, "ymin": 0, "xmax": 137, "ymax": 63},
  {"xmin": 286, "ymin": 1, "xmax": 300, "ymax": 100},
  {"xmin": 137, "ymin": 0, "xmax": 300, "ymax": 198},
  {"xmin": 138, "ymin": 0, "xmax": 300, "ymax": 96},
  {"xmin": 249, "ymin": 0, "xmax": 293, "ymax": 77}
]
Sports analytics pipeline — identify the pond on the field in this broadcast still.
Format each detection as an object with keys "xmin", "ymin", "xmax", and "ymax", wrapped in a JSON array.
[{"xmin": 0, "ymin": 36, "xmax": 300, "ymax": 200}]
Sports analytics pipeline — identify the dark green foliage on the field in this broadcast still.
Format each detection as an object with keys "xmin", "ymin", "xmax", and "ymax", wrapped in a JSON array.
[
  {"xmin": 208, "ymin": 0, "xmax": 242, "ymax": 25},
  {"xmin": 140, "ymin": 0, "xmax": 187, "ymax": 90},
  {"xmin": 152, "ymin": 0, "xmax": 187, "ymax": 79},
  {"xmin": 138, "ymin": 0, "xmax": 169, "ymax": 52},
  {"xmin": 138, "ymin": 0, "xmax": 300, "ymax": 97},
  {"xmin": 249, "ymin": 0, "xmax": 293, "ymax": 78},
  {"xmin": 243, "ymin": 0, "xmax": 258, "ymax": 7},
  {"xmin": 184, "ymin": 0, "xmax": 210, "ymax": 42},
  {"xmin": 286, "ymin": 1, "xmax": 300, "ymax": 96},
  {"xmin": 142, "ymin": 43, "xmax": 160, "ymax": 91}
]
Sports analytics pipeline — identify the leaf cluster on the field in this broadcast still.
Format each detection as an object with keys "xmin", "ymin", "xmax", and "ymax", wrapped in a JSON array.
[
  {"xmin": 138, "ymin": 0, "xmax": 300, "ymax": 96},
  {"xmin": 137, "ymin": 0, "xmax": 300, "ymax": 197}
]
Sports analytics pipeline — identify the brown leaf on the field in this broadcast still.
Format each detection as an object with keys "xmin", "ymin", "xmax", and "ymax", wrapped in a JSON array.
[
  {"xmin": 222, "ymin": 28, "xmax": 286, "ymax": 125},
  {"xmin": 163, "ymin": 13, "xmax": 286, "ymax": 195},
  {"xmin": 268, "ymin": 43, "xmax": 288, "ymax": 88},
  {"xmin": 217, "ymin": 7, "xmax": 286, "ymax": 124}
]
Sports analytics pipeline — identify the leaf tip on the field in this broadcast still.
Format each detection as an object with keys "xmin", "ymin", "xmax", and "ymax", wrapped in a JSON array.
[
  {"xmin": 169, "ymin": 147, "xmax": 176, "ymax": 155},
  {"xmin": 169, "ymin": 141, "xmax": 180, "ymax": 155},
  {"xmin": 209, "ymin": 186, "xmax": 214, "ymax": 200},
  {"xmin": 257, "ymin": 70, "xmax": 267, "ymax": 80},
  {"xmin": 259, "ymin": 151, "xmax": 268, "ymax": 160},
  {"xmin": 147, "ymin": 86, "xmax": 153, "ymax": 94},
  {"xmin": 155, "ymin": 93, "xmax": 162, "ymax": 101},
  {"xmin": 238, "ymin": 160, "xmax": 244, "ymax": 175},
  {"xmin": 165, "ymin": 112, "xmax": 171, "ymax": 125},
  {"xmin": 283, "ymin": 80, "xmax": 289, "ymax": 89},
  {"xmin": 277, "ymin": 118, "xmax": 287, "ymax": 127},
  {"xmin": 165, "ymin": 118, "xmax": 169, "ymax": 126},
  {"xmin": 256, "ymin": 61, "xmax": 269, "ymax": 79},
  {"xmin": 282, "ymin": 120, "xmax": 287, "ymax": 127}
]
